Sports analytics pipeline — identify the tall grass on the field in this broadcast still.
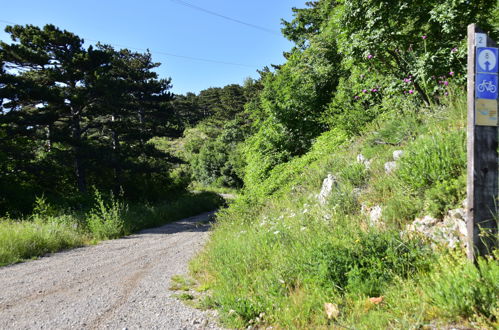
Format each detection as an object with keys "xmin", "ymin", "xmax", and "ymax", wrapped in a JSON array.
[
  {"xmin": 0, "ymin": 216, "xmax": 86, "ymax": 267},
  {"xmin": 0, "ymin": 191, "xmax": 224, "ymax": 267}
]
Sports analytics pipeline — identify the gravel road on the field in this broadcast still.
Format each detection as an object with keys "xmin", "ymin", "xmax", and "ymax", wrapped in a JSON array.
[{"xmin": 0, "ymin": 211, "xmax": 221, "ymax": 330}]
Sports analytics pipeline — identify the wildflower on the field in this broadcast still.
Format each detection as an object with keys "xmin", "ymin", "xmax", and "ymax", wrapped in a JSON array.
[
  {"xmin": 360, "ymin": 74, "xmax": 365, "ymax": 79},
  {"xmin": 362, "ymin": 89, "xmax": 367, "ymax": 93},
  {"xmin": 409, "ymin": 90, "xmax": 414, "ymax": 94},
  {"xmin": 444, "ymin": 92, "xmax": 449, "ymax": 96},
  {"xmin": 300, "ymin": 227, "xmax": 306, "ymax": 231},
  {"xmin": 302, "ymin": 209, "xmax": 309, "ymax": 214},
  {"xmin": 367, "ymin": 54, "xmax": 373, "ymax": 59},
  {"xmin": 273, "ymin": 230, "xmax": 280, "ymax": 235},
  {"xmin": 449, "ymin": 71, "xmax": 454, "ymax": 76},
  {"xmin": 443, "ymin": 81, "xmax": 448, "ymax": 86},
  {"xmin": 451, "ymin": 47, "xmax": 458, "ymax": 53},
  {"xmin": 403, "ymin": 78, "xmax": 411, "ymax": 83},
  {"xmin": 371, "ymin": 88, "xmax": 378, "ymax": 92},
  {"xmin": 354, "ymin": 95, "xmax": 360, "ymax": 100},
  {"xmin": 422, "ymin": 35, "xmax": 427, "ymax": 40}
]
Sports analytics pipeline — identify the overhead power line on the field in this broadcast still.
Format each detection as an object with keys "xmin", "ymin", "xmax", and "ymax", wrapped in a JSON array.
[
  {"xmin": 0, "ymin": 19, "xmax": 258, "ymax": 68},
  {"xmin": 169, "ymin": 0, "xmax": 280, "ymax": 35}
]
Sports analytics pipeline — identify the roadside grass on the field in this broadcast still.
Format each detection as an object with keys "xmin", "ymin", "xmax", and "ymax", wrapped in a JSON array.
[
  {"xmin": 192, "ymin": 90, "xmax": 499, "ymax": 328},
  {"xmin": 0, "ymin": 191, "xmax": 224, "ymax": 267},
  {"xmin": 0, "ymin": 216, "xmax": 87, "ymax": 267}
]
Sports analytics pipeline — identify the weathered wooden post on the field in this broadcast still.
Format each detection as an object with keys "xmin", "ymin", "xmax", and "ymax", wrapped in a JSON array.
[{"xmin": 466, "ymin": 24, "xmax": 498, "ymax": 261}]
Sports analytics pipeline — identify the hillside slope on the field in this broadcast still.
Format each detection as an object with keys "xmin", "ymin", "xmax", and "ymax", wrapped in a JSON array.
[{"xmin": 191, "ymin": 90, "xmax": 498, "ymax": 329}]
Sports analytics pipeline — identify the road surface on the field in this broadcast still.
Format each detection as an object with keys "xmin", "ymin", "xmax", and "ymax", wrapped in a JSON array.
[{"xmin": 0, "ymin": 211, "xmax": 220, "ymax": 330}]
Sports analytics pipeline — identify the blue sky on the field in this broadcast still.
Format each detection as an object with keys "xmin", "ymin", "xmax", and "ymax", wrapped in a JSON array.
[{"xmin": 0, "ymin": 0, "xmax": 306, "ymax": 95}]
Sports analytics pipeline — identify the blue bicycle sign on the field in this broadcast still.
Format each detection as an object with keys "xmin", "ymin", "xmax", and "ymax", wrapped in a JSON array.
[
  {"xmin": 477, "ymin": 80, "xmax": 497, "ymax": 93},
  {"xmin": 476, "ymin": 73, "xmax": 498, "ymax": 99}
]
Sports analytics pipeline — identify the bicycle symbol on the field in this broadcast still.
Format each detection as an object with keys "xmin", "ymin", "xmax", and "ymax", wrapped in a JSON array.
[{"xmin": 477, "ymin": 80, "xmax": 497, "ymax": 93}]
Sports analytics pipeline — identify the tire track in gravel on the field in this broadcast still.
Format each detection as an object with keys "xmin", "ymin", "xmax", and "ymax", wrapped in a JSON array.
[{"xmin": 0, "ymin": 211, "xmax": 220, "ymax": 330}]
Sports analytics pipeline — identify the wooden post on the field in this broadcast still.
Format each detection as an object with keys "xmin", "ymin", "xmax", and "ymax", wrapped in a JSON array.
[{"xmin": 466, "ymin": 24, "xmax": 498, "ymax": 261}]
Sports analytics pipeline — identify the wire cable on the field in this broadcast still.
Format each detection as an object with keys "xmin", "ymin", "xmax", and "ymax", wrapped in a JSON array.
[
  {"xmin": 0, "ymin": 19, "xmax": 259, "ymax": 68},
  {"xmin": 169, "ymin": 0, "xmax": 280, "ymax": 35}
]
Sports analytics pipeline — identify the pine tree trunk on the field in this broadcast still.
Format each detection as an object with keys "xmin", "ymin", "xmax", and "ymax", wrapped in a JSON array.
[
  {"xmin": 111, "ymin": 114, "xmax": 122, "ymax": 193},
  {"xmin": 71, "ymin": 106, "xmax": 87, "ymax": 193}
]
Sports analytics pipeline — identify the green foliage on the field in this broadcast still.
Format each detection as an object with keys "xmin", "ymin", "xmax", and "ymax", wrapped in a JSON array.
[
  {"xmin": 259, "ymin": 34, "xmax": 342, "ymax": 147},
  {"xmin": 196, "ymin": 194, "xmax": 435, "ymax": 328},
  {"xmin": 0, "ymin": 217, "xmax": 86, "ymax": 266},
  {"xmin": 423, "ymin": 252, "xmax": 499, "ymax": 322},
  {"xmin": 243, "ymin": 128, "xmax": 347, "ymax": 200},
  {"xmin": 193, "ymin": 82, "xmax": 495, "ymax": 328},
  {"xmin": 123, "ymin": 192, "xmax": 224, "ymax": 232},
  {"xmin": 0, "ymin": 24, "xmax": 180, "ymax": 214},
  {"xmin": 340, "ymin": 162, "xmax": 368, "ymax": 187},
  {"xmin": 425, "ymin": 175, "xmax": 466, "ymax": 217},
  {"xmin": 397, "ymin": 130, "xmax": 466, "ymax": 216},
  {"xmin": 0, "ymin": 191, "xmax": 223, "ymax": 267},
  {"xmin": 86, "ymin": 190, "xmax": 127, "ymax": 240}
]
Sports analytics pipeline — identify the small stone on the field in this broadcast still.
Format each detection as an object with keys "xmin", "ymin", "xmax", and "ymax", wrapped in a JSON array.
[
  {"xmin": 356, "ymin": 154, "xmax": 372, "ymax": 168},
  {"xmin": 392, "ymin": 150, "xmax": 404, "ymax": 160},
  {"xmin": 384, "ymin": 161, "xmax": 397, "ymax": 174},
  {"xmin": 369, "ymin": 205, "xmax": 382, "ymax": 226}
]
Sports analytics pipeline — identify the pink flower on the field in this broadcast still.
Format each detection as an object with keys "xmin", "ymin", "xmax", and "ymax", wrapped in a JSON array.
[
  {"xmin": 443, "ymin": 81, "xmax": 449, "ymax": 86},
  {"xmin": 403, "ymin": 78, "xmax": 411, "ymax": 83},
  {"xmin": 451, "ymin": 47, "xmax": 458, "ymax": 53},
  {"xmin": 444, "ymin": 92, "xmax": 449, "ymax": 96},
  {"xmin": 362, "ymin": 89, "xmax": 367, "ymax": 93},
  {"xmin": 367, "ymin": 54, "xmax": 373, "ymax": 59},
  {"xmin": 409, "ymin": 90, "xmax": 414, "ymax": 94},
  {"xmin": 449, "ymin": 71, "xmax": 454, "ymax": 76},
  {"xmin": 354, "ymin": 95, "xmax": 360, "ymax": 100},
  {"xmin": 371, "ymin": 88, "xmax": 378, "ymax": 92},
  {"xmin": 422, "ymin": 35, "xmax": 427, "ymax": 40}
]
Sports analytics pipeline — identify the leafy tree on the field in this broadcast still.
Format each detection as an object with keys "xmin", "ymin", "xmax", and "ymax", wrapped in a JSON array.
[{"xmin": 337, "ymin": 0, "xmax": 497, "ymax": 104}]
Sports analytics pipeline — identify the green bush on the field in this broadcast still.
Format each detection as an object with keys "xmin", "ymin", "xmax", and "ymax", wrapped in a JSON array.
[
  {"xmin": 86, "ymin": 190, "xmax": 127, "ymax": 240},
  {"xmin": 425, "ymin": 174, "xmax": 466, "ymax": 217}
]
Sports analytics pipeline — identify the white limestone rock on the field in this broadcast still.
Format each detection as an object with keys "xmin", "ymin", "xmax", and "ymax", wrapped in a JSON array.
[
  {"xmin": 318, "ymin": 174, "xmax": 338, "ymax": 205},
  {"xmin": 384, "ymin": 161, "xmax": 397, "ymax": 174},
  {"xmin": 392, "ymin": 150, "xmax": 404, "ymax": 161},
  {"xmin": 356, "ymin": 154, "xmax": 371, "ymax": 168},
  {"xmin": 405, "ymin": 208, "xmax": 468, "ymax": 249}
]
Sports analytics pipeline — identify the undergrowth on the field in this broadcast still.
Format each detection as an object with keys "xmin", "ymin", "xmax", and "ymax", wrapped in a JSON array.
[{"xmin": 192, "ymin": 90, "xmax": 498, "ymax": 329}]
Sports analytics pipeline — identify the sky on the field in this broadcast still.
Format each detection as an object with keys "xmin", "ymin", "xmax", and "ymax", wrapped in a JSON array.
[{"xmin": 0, "ymin": 0, "xmax": 306, "ymax": 95}]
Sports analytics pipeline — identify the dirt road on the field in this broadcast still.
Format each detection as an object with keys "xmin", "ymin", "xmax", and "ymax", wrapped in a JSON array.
[{"xmin": 0, "ymin": 211, "xmax": 220, "ymax": 330}]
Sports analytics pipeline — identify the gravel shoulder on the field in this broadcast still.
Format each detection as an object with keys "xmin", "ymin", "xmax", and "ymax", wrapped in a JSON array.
[{"xmin": 0, "ymin": 211, "xmax": 221, "ymax": 330}]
